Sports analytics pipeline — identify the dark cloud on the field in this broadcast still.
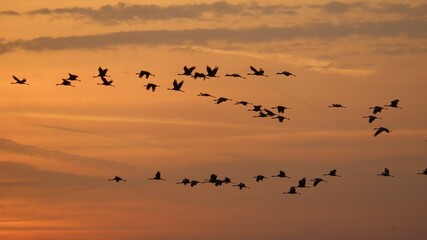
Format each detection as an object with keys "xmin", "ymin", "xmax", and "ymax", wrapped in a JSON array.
[
  {"xmin": 20, "ymin": 2, "xmax": 299, "ymax": 24},
  {"xmin": 0, "ymin": 10, "xmax": 19, "ymax": 16},
  {"xmin": 0, "ymin": 19, "xmax": 426, "ymax": 54},
  {"xmin": 310, "ymin": 1, "xmax": 367, "ymax": 13}
]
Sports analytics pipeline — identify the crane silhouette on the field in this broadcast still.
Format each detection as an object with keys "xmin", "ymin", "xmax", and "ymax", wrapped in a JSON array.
[
  {"xmin": 417, "ymin": 168, "xmax": 427, "ymax": 175},
  {"xmin": 329, "ymin": 103, "xmax": 347, "ymax": 108},
  {"xmin": 108, "ymin": 176, "xmax": 126, "ymax": 182},
  {"xmin": 276, "ymin": 71, "xmax": 296, "ymax": 77},
  {"xmin": 369, "ymin": 106, "xmax": 387, "ymax": 115},
  {"xmin": 264, "ymin": 109, "xmax": 276, "ymax": 117},
  {"xmin": 283, "ymin": 186, "xmax": 300, "ymax": 194},
  {"xmin": 248, "ymin": 66, "xmax": 268, "ymax": 77},
  {"xmin": 272, "ymin": 105, "xmax": 291, "ymax": 114},
  {"xmin": 64, "ymin": 73, "xmax": 80, "ymax": 81},
  {"xmin": 378, "ymin": 168, "xmax": 393, "ymax": 177},
  {"xmin": 225, "ymin": 73, "xmax": 246, "ymax": 79},
  {"xmin": 93, "ymin": 67, "xmax": 109, "ymax": 78},
  {"xmin": 194, "ymin": 72, "xmax": 208, "ymax": 80},
  {"xmin": 363, "ymin": 115, "xmax": 381, "ymax": 123},
  {"xmin": 223, "ymin": 177, "xmax": 233, "ymax": 184},
  {"xmin": 56, "ymin": 79, "xmax": 75, "ymax": 87},
  {"xmin": 190, "ymin": 180, "xmax": 200, "ymax": 187},
  {"xmin": 310, "ymin": 178, "xmax": 327, "ymax": 187},
  {"xmin": 203, "ymin": 174, "xmax": 218, "ymax": 184},
  {"xmin": 214, "ymin": 179, "xmax": 224, "ymax": 186},
  {"xmin": 178, "ymin": 65, "xmax": 195, "ymax": 76},
  {"xmin": 206, "ymin": 66, "xmax": 219, "ymax": 77},
  {"xmin": 233, "ymin": 182, "xmax": 249, "ymax": 190},
  {"xmin": 11, "ymin": 75, "xmax": 29, "ymax": 85},
  {"xmin": 297, "ymin": 177, "xmax": 309, "ymax": 188},
  {"xmin": 198, "ymin": 92, "xmax": 215, "ymax": 98},
  {"xmin": 373, "ymin": 127, "xmax": 391, "ymax": 137},
  {"xmin": 177, "ymin": 178, "xmax": 190, "ymax": 185},
  {"xmin": 144, "ymin": 83, "xmax": 159, "ymax": 92},
  {"xmin": 136, "ymin": 70, "xmax": 155, "ymax": 79},
  {"xmin": 385, "ymin": 99, "xmax": 401, "ymax": 109},
  {"xmin": 235, "ymin": 101, "xmax": 252, "ymax": 106},
  {"xmin": 98, "ymin": 76, "xmax": 114, "ymax": 86},
  {"xmin": 167, "ymin": 80, "xmax": 184, "ymax": 92},
  {"xmin": 149, "ymin": 171, "xmax": 166, "ymax": 181},
  {"xmin": 324, "ymin": 169, "xmax": 341, "ymax": 177},
  {"xmin": 249, "ymin": 105, "xmax": 262, "ymax": 112},
  {"xmin": 272, "ymin": 115, "xmax": 290, "ymax": 123},
  {"xmin": 214, "ymin": 97, "xmax": 232, "ymax": 104},
  {"xmin": 253, "ymin": 175, "xmax": 268, "ymax": 182},
  {"xmin": 254, "ymin": 111, "xmax": 268, "ymax": 118},
  {"xmin": 272, "ymin": 170, "xmax": 291, "ymax": 178}
]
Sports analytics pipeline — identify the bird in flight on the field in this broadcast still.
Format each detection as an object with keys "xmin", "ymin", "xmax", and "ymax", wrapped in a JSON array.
[
  {"xmin": 329, "ymin": 103, "xmax": 347, "ymax": 108},
  {"xmin": 385, "ymin": 99, "xmax": 402, "ymax": 109},
  {"xmin": 283, "ymin": 186, "xmax": 300, "ymax": 194},
  {"xmin": 198, "ymin": 92, "xmax": 215, "ymax": 98},
  {"xmin": 167, "ymin": 80, "xmax": 184, "ymax": 92},
  {"xmin": 233, "ymin": 182, "xmax": 249, "ymax": 190},
  {"xmin": 64, "ymin": 73, "xmax": 80, "ymax": 81},
  {"xmin": 178, "ymin": 65, "xmax": 196, "ymax": 76},
  {"xmin": 136, "ymin": 70, "xmax": 155, "ymax": 79},
  {"xmin": 214, "ymin": 97, "xmax": 232, "ymax": 104},
  {"xmin": 206, "ymin": 66, "xmax": 219, "ymax": 78},
  {"xmin": 108, "ymin": 176, "xmax": 126, "ymax": 182},
  {"xmin": 177, "ymin": 178, "xmax": 190, "ymax": 185},
  {"xmin": 310, "ymin": 178, "xmax": 327, "ymax": 187},
  {"xmin": 297, "ymin": 177, "xmax": 310, "ymax": 188},
  {"xmin": 204, "ymin": 174, "xmax": 218, "ymax": 184},
  {"xmin": 11, "ymin": 75, "xmax": 29, "ymax": 85},
  {"xmin": 223, "ymin": 177, "xmax": 233, "ymax": 184},
  {"xmin": 194, "ymin": 72, "xmax": 208, "ymax": 80},
  {"xmin": 248, "ymin": 66, "xmax": 268, "ymax": 77},
  {"xmin": 149, "ymin": 171, "xmax": 166, "ymax": 181},
  {"xmin": 98, "ymin": 76, "xmax": 114, "ymax": 86},
  {"xmin": 373, "ymin": 127, "xmax": 391, "ymax": 137},
  {"xmin": 363, "ymin": 115, "xmax": 382, "ymax": 123},
  {"xmin": 190, "ymin": 180, "xmax": 200, "ymax": 187},
  {"xmin": 263, "ymin": 109, "xmax": 276, "ymax": 117},
  {"xmin": 225, "ymin": 73, "xmax": 246, "ymax": 79},
  {"xmin": 235, "ymin": 101, "xmax": 252, "ymax": 106},
  {"xmin": 249, "ymin": 105, "xmax": 262, "ymax": 112},
  {"xmin": 272, "ymin": 170, "xmax": 291, "ymax": 178},
  {"xmin": 56, "ymin": 79, "xmax": 75, "ymax": 87},
  {"xmin": 417, "ymin": 168, "xmax": 427, "ymax": 175},
  {"xmin": 324, "ymin": 169, "xmax": 341, "ymax": 177},
  {"xmin": 253, "ymin": 175, "xmax": 268, "ymax": 182},
  {"xmin": 378, "ymin": 168, "xmax": 394, "ymax": 177},
  {"xmin": 93, "ymin": 67, "xmax": 109, "ymax": 78},
  {"xmin": 272, "ymin": 115, "xmax": 290, "ymax": 123},
  {"xmin": 272, "ymin": 105, "xmax": 291, "ymax": 114},
  {"xmin": 144, "ymin": 83, "xmax": 159, "ymax": 92},
  {"xmin": 369, "ymin": 106, "xmax": 387, "ymax": 115},
  {"xmin": 276, "ymin": 71, "xmax": 296, "ymax": 77}
]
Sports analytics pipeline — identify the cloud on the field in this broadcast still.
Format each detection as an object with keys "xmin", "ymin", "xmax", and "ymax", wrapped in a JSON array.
[
  {"xmin": 310, "ymin": 1, "xmax": 367, "ymax": 13},
  {"xmin": 6, "ymin": 2, "xmax": 298, "ymax": 24},
  {"xmin": 1, "ymin": 19, "xmax": 426, "ymax": 55},
  {"xmin": 0, "ymin": 10, "xmax": 19, "ymax": 16}
]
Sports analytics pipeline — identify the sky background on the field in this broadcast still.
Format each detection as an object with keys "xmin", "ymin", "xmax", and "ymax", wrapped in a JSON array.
[{"xmin": 0, "ymin": 1, "xmax": 426, "ymax": 239}]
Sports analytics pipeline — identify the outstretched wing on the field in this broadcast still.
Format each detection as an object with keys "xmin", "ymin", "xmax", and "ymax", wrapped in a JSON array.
[
  {"xmin": 250, "ymin": 66, "xmax": 258, "ymax": 73},
  {"xmin": 13, "ymin": 75, "xmax": 20, "ymax": 81},
  {"xmin": 391, "ymin": 99, "xmax": 399, "ymax": 106}
]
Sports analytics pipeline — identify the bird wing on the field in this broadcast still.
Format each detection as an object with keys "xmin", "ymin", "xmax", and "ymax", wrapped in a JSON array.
[
  {"xmin": 13, "ymin": 75, "xmax": 19, "ymax": 81},
  {"xmin": 391, "ymin": 99, "xmax": 399, "ymax": 106},
  {"xmin": 206, "ymin": 66, "xmax": 212, "ymax": 75},
  {"xmin": 100, "ymin": 76, "xmax": 109, "ymax": 84},
  {"xmin": 176, "ymin": 80, "xmax": 184, "ymax": 88},
  {"xmin": 155, "ymin": 171, "xmax": 161, "ymax": 179},
  {"xmin": 384, "ymin": 168, "xmax": 389, "ymax": 175},
  {"xmin": 69, "ymin": 73, "xmax": 78, "ymax": 79},
  {"xmin": 250, "ymin": 66, "xmax": 258, "ymax": 73}
]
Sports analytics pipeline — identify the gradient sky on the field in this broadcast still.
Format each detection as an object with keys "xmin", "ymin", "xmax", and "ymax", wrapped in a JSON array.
[{"xmin": 1, "ymin": 1, "xmax": 426, "ymax": 239}]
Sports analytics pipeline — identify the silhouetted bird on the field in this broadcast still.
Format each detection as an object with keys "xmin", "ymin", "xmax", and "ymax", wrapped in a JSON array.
[
  {"xmin": 272, "ymin": 170, "xmax": 291, "ymax": 178},
  {"xmin": 233, "ymin": 182, "xmax": 249, "ymax": 190},
  {"xmin": 225, "ymin": 73, "xmax": 246, "ymax": 79},
  {"xmin": 214, "ymin": 179, "xmax": 224, "ymax": 186},
  {"xmin": 324, "ymin": 169, "xmax": 341, "ymax": 177},
  {"xmin": 272, "ymin": 115, "xmax": 290, "ymax": 123},
  {"xmin": 178, "ymin": 65, "xmax": 196, "ymax": 76},
  {"xmin": 204, "ymin": 174, "xmax": 218, "ymax": 184},
  {"xmin": 194, "ymin": 72, "xmax": 208, "ymax": 80},
  {"xmin": 373, "ymin": 127, "xmax": 391, "ymax": 137},
  {"xmin": 264, "ymin": 109, "xmax": 276, "ymax": 117},
  {"xmin": 385, "ymin": 99, "xmax": 401, "ymax": 109},
  {"xmin": 253, "ymin": 175, "xmax": 268, "ymax": 182},
  {"xmin": 190, "ymin": 180, "xmax": 200, "ymax": 187},
  {"xmin": 329, "ymin": 103, "xmax": 347, "ymax": 108},
  {"xmin": 98, "ymin": 76, "xmax": 114, "ymax": 86},
  {"xmin": 149, "ymin": 171, "xmax": 166, "ymax": 180},
  {"xmin": 311, "ymin": 178, "xmax": 327, "ymax": 187},
  {"xmin": 198, "ymin": 92, "xmax": 215, "ymax": 98},
  {"xmin": 167, "ymin": 80, "xmax": 184, "ymax": 92},
  {"xmin": 56, "ymin": 79, "xmax": 74, "ymax": 87},
  {"xmin": 249, "ymin": 105, "xmax": 262, "ymax": 112},
  {"xmin": 363, "ymin": 115, "xmax": 381, "ymax": 123},
  {"xmin": 223, "ymin": 177, "xmax": 233, "ymax": 184},
  {"xmin": 297, "ymin": 177, "xmax": 309, "ymax": 188},
  {"xmin": 378, "ymin": 168, "xmax": 393, "ymax": 177},
  {"xmin": 248, "ymin": 66, "xmax": 268, "ymax": 77},
  {"xmin": 136, "ymin": 70, "xmax": 155, "ymax": 79},
  {"xmin": 64, "ymin": 73, "xmax": 80, "ymax": 81},
  {"xmin": 108, "ymin": 176, "xmax": 126, "ymax": 182},
  {"xmin": 283, "ymin": 186, "xmax": 300, "ymax": 194},
  {"xmin": 177, "ymin": 178, "xmax": 190, "ymax": 185},
  {"xmin": 272, "ymin": 105, "xmax": 290, "ymax": 113},
  {"xmin": 254, "ymin": 111, "xmax": 268, "ymax": 118},
  {"xmin": 206, "ymin": 66, "xmax": 219, "ymax": 77},
  {"xmin": 11, "ymin": 75, "xmax": 29, "ymax": 85},
  {"xmin": 144, "ymin": 83, "xmax": 159, "ymax": 92},
  {"xmin": 369, "ymin": 106, "xmax": 387, "ymax": 115},
  {"xmin": 214, "ymin": 97, "xmax": 232, "ymax": 104},
  {"xmin": 235, "ymin": 101, "xmax": 252, "ymax": 106},
  {"xmin": 417, "ymin": 168, "xmax": 427, "ymax": 175},
  {"xmin": 276, "ymin": 71, "xmax": 296, "ymax": 77},
  {"xmin": 93, "ymin": 67, "xmax": 109, "ymax": 78}
]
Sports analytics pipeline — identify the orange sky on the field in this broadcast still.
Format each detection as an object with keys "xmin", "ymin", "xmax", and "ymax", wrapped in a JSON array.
[{"xmin": 0, "ymin": 1, "xmax": 426, "ymax": 239}]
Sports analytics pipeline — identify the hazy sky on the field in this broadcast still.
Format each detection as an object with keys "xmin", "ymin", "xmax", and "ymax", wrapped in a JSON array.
[{"xmin": 0, "ymin": 1, "xmax": 426, "ymax": 240}]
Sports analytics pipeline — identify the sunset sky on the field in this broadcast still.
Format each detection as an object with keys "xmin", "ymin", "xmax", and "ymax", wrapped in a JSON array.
[{"xmin": 1, "ymin": 1, "xmax": 426, "ymax": 239}]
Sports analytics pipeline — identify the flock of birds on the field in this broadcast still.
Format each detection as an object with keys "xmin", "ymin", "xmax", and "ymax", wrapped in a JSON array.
[
  {"xmin": 11, "ymin": 65, "xmax": 403, "ymax": 136},
  {"xmin": 108, "ymin": 167, "xmax": 427, "ymax": 194}
]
